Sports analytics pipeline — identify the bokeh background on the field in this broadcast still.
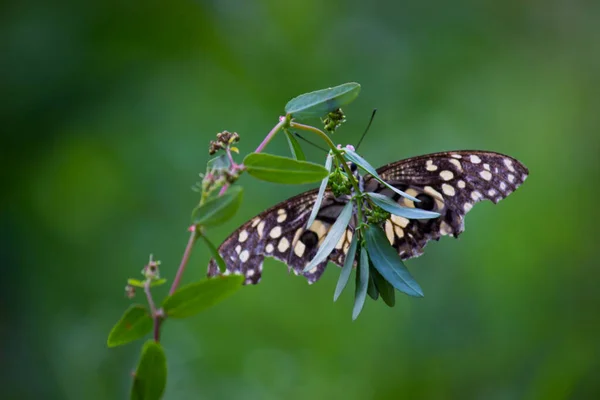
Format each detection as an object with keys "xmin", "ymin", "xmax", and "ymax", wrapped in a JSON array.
[{"xmin": 3, "ymin": 1, "xmax": 599, "ymax": 399}]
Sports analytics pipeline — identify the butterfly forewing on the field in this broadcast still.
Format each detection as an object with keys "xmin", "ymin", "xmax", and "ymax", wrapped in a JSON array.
[
  {"xmin": 369, "ymin": 150, "xmax": 528, "ymax": 259},
  {"xmin": 207, "ymin": 150, "xmax": 528, "ymax": 285}
]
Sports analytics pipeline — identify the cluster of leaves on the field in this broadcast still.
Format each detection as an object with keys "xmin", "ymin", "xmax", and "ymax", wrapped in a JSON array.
[{"xmin": 107, "ymin": 82, "xmax": 439, "ymax": 399}]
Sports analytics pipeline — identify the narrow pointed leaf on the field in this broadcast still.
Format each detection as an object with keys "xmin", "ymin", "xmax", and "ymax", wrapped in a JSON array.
[
  {"xmin": 244, "ymin": 153, "xmax": 328, "ymax": 184},
  {"xmin": 192, "ymin": 186, "xmax": 243, "ymax": 228},
  {"xmin": 366, "ymin": 192, "xmax": 440, "ymax": 219},
  {"xmin": 303, "ymin": 201, "xmax": 353, "ymax": 272},
  {"xmin": 333, "ymin": 233, "xmax": 358, "ymax": 301},
  {"xmin": 344, "ymin": 149, "xmax": 419, "ymax": 202},
  {"xmin": 306, "ymin": 153, "xmax": 333, "ymax": 229},
  {"xmin": 107, "ymin": 305, "xmax": 153, "ymax": 348},
  {"xmin": 352, "ymin": 247, "xmax": 370, "ymax": 320},
  {"xmin": 199, "ymin": 234, "xmax": 226, "ymax": 273},
  {"xmin": 283, "ymin": 129, "xmax": 306, "ymax": 161},
  {"xmin": 163, "ymin": 275, "xmax": 244, "ymax": 318},
  {"xmin": 285, "ymin": 82, "xmax": 361, "ymax": 119},
  {"xmin": 131, "ymin": 340, "xmax": 167, "ymax": 400},
  {"xmin": 367, "ymin": 274, "xmax": 379, "ymax": 301},
  {"xmin": 371, "ymin": 265, "xmax": 395, "ymax": 307},
  {"xmin": 365, "ymin": 226, "xmax": 424, "ymax": 297}
]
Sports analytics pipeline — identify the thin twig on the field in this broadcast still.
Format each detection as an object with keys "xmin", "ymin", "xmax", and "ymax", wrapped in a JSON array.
[
  {"xmin": 169, "ymin": 229, "xmax": 198, "ymax": 296},
  {"xmin": 255, "ymin": 116, "xmax": 286, "ymax": 153}
]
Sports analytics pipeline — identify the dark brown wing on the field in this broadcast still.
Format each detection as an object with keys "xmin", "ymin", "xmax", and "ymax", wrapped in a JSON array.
[
  {"xmin": 362, "ymin": 150, "xmax": 528, "ymax": 260},
  {"xmin": 207, "ymin": 188, "xmax": 353, "ymax": 285}
]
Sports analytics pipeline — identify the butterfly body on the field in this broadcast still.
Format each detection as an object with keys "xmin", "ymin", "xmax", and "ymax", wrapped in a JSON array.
[{"xmin": 207, "ymin": 150, "xmax": 528, "ymax": 285}]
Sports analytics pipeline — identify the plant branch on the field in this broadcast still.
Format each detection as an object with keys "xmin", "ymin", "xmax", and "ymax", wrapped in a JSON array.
[
  {"xmin": 291, "ymin": 121, "xmax": 366, "ymax": 228},
  {"xmin": 169, "ymin": 229, "xmax": 198, "ymax": 296},
  {"xmin": 255, "ymin": 116, "xmax": 287, "ymax": 153}
]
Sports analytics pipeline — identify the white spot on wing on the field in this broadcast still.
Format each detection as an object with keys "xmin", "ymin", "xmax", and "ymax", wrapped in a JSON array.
[
  {"xmin": 240, "ymin": 249, "xmax": 250, "ymax": 262},
  {"xmin": 449, "ymin": 158, "xmax": 463, "ymax": 171},
  {"xmin": 391, "ymin": 214, "xmax": 409, "ymax": 228},
  {"xmin": 238, "ymin": 230, "xmax": 248, "ymax": 243},
  {"xmin": 269, "ymin": 226, "xmax": 282, "ymax": 238},
  {"xmin": 504, "ymin": 158, "xmax": 515, "ymax": 172},
  {"xmin": 277, "ymin": 237, "xmax": 290, "ymax": 252},
  {"xmin": 440, "ymin": 170, "xmax": 454, "ymax": 181},
  {"xmin": 265, "ymin": 243, "xmax": 274, "ymax": 253},
  {"xmin": 470, "ymin": 155, "xmax": 481, "ymax": 164},
  {"xmin": 442, "ymin": 183, "xmax": 456, "ymax": 196},
  {"xmin": 426, "ymin": 160, "xmax": 438, "ymax": 171},
  {"xmin": 508, "ymin": 174, "xmax": 515, "ymax": 183},
  {"xmin": 451, "ymin": 154, "xmax": 462, "ymax": 159},
  {"xmin": 235, "ymin": 245, "xmax": 242, "ymax": 254},
  {"xmin": 385, "ymin": 221, "xmax": 395, "ymax": 245},
  {"xmin": 440, "ymin": 221, "xmax": 453, "ymax": 236},
  {"xmin": 480, "ymin": 170, "xmax": 492, "ymax": 181},
  {"xmin": 457, "ymin": 180, "xmax": 466, "ymax": 189},
  {"xmin": 471, "ymin": 191, "xmax": 482, "ymax": 201},
  {"xmin": 464, "ymin": 202, "xmax": 473, "ymax": 212},
  {"xmin": 294, "ymin": 241, "xmax": 306, "ymax": 257},
  {"xmin": 257, "ymin": 220, "xmax": 265, "ymax": 238}
]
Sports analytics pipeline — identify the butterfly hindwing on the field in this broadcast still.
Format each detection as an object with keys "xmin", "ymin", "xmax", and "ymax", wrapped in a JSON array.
[{"xmin": 207, "ymin": 189, "xmax": 352, "ymax": 284}]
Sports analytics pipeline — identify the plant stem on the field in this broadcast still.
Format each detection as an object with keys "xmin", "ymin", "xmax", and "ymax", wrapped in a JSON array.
[
  {"xmin": 144, "ymin": 280, "xmax": 162, "ymax": 342},
  {"xmin": 169, "ymin": 229, "xmax": 198, "ymax": 296},
  {"xmin": 291, "ymin": 121, "xmax": 366, "ymax": 229},
  {"xmin": 255, "ymin": 116, "xmax": 286, "ymax": 153}
]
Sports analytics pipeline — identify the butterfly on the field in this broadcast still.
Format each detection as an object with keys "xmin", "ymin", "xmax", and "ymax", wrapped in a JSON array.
[{"xmin": 207, "ymin": 150, "xmax": 528, "ymax": 285}]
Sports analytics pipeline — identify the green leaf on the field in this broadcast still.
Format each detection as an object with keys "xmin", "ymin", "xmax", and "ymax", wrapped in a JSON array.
[
  {"xmin": 303, "ymin": 201, "xmax": 353, "ymax": 272},
  {"xmin": 366, "ymin": 192, "xmax": 440, "ymax": 219},
  {"xmin": 367, "ymin": 273, "xmax": 379, "ymax": 301},
  {"xmin": 199, "ymin": 234, "xmax": 227, "ymax": 273},
  {"xmin": 150, "ymin": 278, "xmax": 167, "ymax": 287},
  {"xmin": 285, "ymin": 82, "xmax": 361, "ymax": 119},
  {"xmin": 107, "ymin": 305, "xmax": 153, "ymax": 348},
  {"xmin": 365, "ymin": 225, "xmax": 424, "ymax": 297},
  {"xmin": 333, "ymin": 232, "xmax": 358, "ymax": 302},
  {"xmin": 244, "ymin": 153, "xmax": 328, "ymax": 184},
  {"xmin": 207, "ymin": 154, "xmax": 231, "ymax": 171},
  {"xmin": 306, "ymin": 153, "xmax": 333, "ymax": 230},
  {"xmin": 163, "ymin": 275, "xmax": 244, "ymax": 318},
  {"xmin": 131, "ymin": 340, "xmax": 167, "ymax": 400},
  {"xmin": 352, "ymin": 247, "xmax": 370, "ymax": 320},
  {"xmin": 192, "ymin": 186, "xmax": 243, "ymax": 228},
  {"xmin": 344, "ymin": 149, "xmax": 420, "ymax": 203},
  {"xmin": 127, "ymin": 279, "xmax": 167, "ymax": 289},
  {"xmin": 127, "ymin": 279, "xmax": 145, "ymax": 288},
  {"xmin": 283, "ymin": 129, "xmax": 306, "ymax": 161},
  {"xmin": 371, "ymin": 265, "xmax": 395, "ymax": 307}
]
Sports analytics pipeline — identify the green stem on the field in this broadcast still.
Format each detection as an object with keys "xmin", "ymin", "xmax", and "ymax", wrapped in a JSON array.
[{"xmin": 290, "ymin": 121, "xmax": 366, "ymax": 230}]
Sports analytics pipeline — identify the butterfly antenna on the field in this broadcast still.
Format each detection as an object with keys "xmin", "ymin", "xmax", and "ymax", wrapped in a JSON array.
[
  {"xmin": 293, "ymin": 132, "xmax": 329, "ymax": 153},
  {"xmin": 356, "ymin": 109, "xmax": 377, "ymax": 150}
]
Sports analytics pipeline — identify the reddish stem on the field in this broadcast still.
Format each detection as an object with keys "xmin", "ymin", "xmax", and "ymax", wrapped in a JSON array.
[
  {"xmin": 169, "ymin": 229, "xmax": 198, "ymax": 296},
  {"xmin": 255, "ymin": 116, "xmax": 286, "ymax": 153}
]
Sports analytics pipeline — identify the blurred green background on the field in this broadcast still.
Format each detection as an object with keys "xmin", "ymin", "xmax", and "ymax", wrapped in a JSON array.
[{"xmin": 3, "ymin": 1, "xmax": 599, "ymax": 399}]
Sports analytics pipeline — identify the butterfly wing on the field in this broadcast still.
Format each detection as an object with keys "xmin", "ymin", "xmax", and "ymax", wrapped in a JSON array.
[
  {"xmin": 208, "ymin": 150, "xmax": 528, "ymax": 285},
  {"xmin": 362, "ymin": 150, "xmax": 529, "ymax": 260},
  {"xmin": 207, "ymin": 188, "xmax": 353, "ymax": 285}
]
